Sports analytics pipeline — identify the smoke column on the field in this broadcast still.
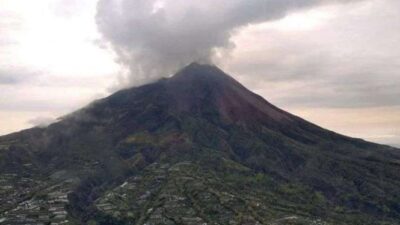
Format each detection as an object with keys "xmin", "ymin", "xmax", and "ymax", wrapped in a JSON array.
[{"xmin": 96, "ymin": 0, "xmax": 361, "ymax": 87}]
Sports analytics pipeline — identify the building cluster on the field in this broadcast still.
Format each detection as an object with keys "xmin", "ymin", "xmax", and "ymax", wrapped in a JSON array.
[
  {"xmin": 1, "ymin": 162, "xmax": 332, "ymax": 225},
  {"xmin": 0, "ymin": 178, "xmax": 72, "ymax": 225},
  {"xmin": 0, "ymin": 174, "xmax": 46, "ymax": 211},
  {"xmin": 95, "ymin": 163, "xmax": 168, "ymax": 218},
  {"xmin": 95, "ymin": 162, "xmax": 217, "ymax": 225}
]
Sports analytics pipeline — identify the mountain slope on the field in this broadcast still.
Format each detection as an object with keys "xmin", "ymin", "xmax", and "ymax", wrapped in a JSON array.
[{"xmin": 0, "ymin": 63, "xmax": 399, "ymax": 225}]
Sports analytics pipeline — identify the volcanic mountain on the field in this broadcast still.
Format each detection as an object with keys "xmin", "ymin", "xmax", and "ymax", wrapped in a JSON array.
[{"xmin": 0, "ymin": 63, "xmax": 399, "ymax": 225}]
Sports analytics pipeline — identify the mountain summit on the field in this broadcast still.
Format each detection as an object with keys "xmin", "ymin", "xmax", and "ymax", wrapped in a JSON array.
[
  {"xmin": 0, "ymin": 63, "xmax": 399, "ymax": 225},
  {"xmin": 167, "ymin": 63, "xmax": 294, "ymax": 123}
]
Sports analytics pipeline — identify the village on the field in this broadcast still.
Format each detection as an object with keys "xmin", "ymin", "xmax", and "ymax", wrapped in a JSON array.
[
  {"xmin": 0, "ymin": 162, "xmax": 337, "ymax": 225},
  {"xmin": 0, "ymin": 174, "xmax": 72, "ymax": 225}
]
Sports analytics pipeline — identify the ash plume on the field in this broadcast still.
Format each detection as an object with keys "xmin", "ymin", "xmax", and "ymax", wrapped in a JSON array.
[{"xmin": 96, "ymin": 0, "xmax": 361, "ymax": 87}]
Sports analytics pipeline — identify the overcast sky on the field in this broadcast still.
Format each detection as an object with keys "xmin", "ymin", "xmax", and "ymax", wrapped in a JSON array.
[{"xmin": 0, "ymin": 0, "xmax": 399, "ymax": 147}]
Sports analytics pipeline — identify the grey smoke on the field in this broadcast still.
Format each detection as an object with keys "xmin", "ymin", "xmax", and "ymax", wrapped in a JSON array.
[
  {"xmin": 96, "ymin": 0, "xmax": 361, "ymax": 87},
  {"xmin": 28, "ymin": 117, "xmax": 56, "ymax": 128}
]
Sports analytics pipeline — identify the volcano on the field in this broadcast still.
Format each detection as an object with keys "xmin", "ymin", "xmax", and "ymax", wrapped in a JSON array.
[{"xmin": 0, "ymin": 63, "xmax": 399, "ymax": 225}]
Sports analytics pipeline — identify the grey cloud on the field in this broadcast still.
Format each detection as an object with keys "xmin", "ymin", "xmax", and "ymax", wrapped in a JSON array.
[
  {"xmin": 0, "ymin": 100, "xmax": 73, "ymax": 112},
  {"xmin": 278, "ymin": 87, "xmax": 400, "ymax": 108},
  {"xmin": 0, "ymin": 73, "xmax": 19, "ymax": 84},
  {"xmin": 0, "ymin": 67, "xmax": 104, "ymax": 88},
  {"xmin": 0, "ymin": 68, "xmax": 41, "ymax": 84},
  {"xmin": 96, "ymin": 0, "xmax": 361, "ymax": 87},
  {"xmin": 224, "ymin": 0, "xmax": 400, "ymax": 109}
]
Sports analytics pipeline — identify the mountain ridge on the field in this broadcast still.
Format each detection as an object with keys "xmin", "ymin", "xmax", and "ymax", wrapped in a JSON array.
[
  {"xmin": 1, "ymin": 62, "xmax": 396, "ymax": 149},
  {"xmin": 0, "ymin": 63, "xmax": 399, "ymax": 225}
]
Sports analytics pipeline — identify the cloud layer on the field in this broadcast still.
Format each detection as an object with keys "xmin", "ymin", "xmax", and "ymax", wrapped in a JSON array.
[
  {"xmin": 96, "ymin": 0, "xmax": 361, "ymax": 86},
  {"xmin": 224, "ymin": 0, "xmax": 400, "ymax": 108}
]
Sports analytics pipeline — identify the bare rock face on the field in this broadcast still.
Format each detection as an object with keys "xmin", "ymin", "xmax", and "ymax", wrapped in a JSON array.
[{"xmin": 0, "ymin": 63, "xmax": 399, "ymax": 225}]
